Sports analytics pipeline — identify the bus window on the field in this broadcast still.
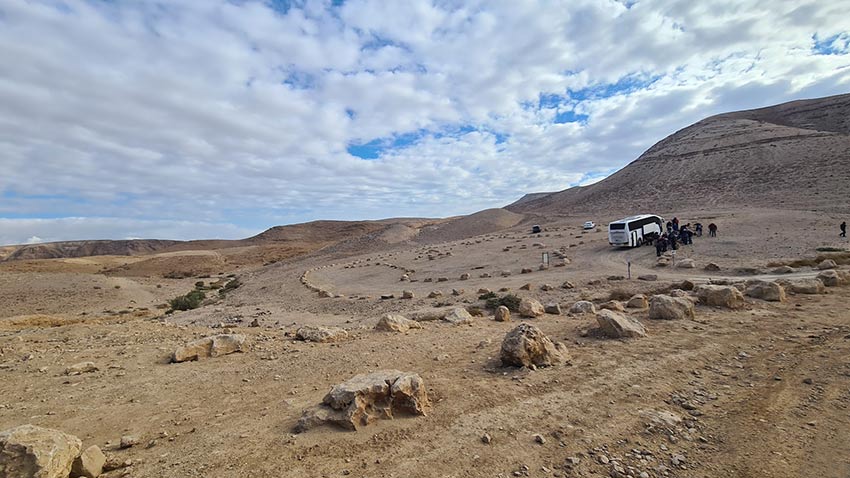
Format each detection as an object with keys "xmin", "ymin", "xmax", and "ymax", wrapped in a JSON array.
[{"xmin": 610, "ymin": 223, "xmax": 626, "ymax": 230}]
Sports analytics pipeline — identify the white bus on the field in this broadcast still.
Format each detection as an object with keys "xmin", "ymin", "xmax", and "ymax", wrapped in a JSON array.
[{"xmin": 608, "ymin": 214, "xmax": 663, "ymax": 247}]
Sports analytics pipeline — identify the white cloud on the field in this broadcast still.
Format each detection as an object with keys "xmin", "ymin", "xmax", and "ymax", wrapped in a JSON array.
[{"xmin": 0, "ymin": 0, "xmax": 848, "ymax": 242}]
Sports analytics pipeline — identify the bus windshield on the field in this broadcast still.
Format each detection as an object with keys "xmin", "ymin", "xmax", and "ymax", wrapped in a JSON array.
[{"xmin": 609, "ymin": 223, "xmax": 626, "ymax": 230}]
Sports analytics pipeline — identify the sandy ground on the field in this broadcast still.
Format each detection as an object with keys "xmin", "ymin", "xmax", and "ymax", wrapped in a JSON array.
[{"xmin": 1, "ymin": 207, "xmax": 849, "ymax": 477}]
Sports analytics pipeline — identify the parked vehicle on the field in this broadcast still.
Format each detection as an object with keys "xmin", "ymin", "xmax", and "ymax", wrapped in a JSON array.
[
  {"xmin": 608, "ymin": 214, "xmax": 663, "ymax": 247},
  {"xmin": 583, "ymin": 221, "xmax": 595, "ymax": 230}
]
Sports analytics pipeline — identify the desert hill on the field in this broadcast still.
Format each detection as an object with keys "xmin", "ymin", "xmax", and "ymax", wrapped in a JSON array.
[
  {"xmin": 1, "ymin": 239, "xmax": 181, "ymax": 262},
  {"xmin": 508, "ymin": 92, "xmax": 850, "ymax": 216}
]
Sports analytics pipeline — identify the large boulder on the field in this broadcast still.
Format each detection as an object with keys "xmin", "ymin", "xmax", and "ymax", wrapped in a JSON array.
[
  {"xmin": 70, "ymin": 445, "xmax": 106, "ymax": 478},
  {"xmin": 172, "ymin": 334, "xmax": 246, "ymax": 362},
  {"xmin": 648, "ymin": 295, "xmax": 695, "ymax": 320},
  {"xmin": 817, "ymin": 259, "xmax": 837, "ymax": 270},
  {"xmin": 789, "ymin": 279, "xmax": 825, "ymax": 294},
  {"xmin": 295, "ymin": 370, "xmax": 429, "ymax": 432},
  {"xmin": 544, "ymin": 303, "xmax": 562, "ymax": 315},
  {"xmin": 676, "ymin": 258, "xmax": 696, "ymax": 269},
  {"xmin": 694, "ymin": 285, "xmax": 745, "ymax": 309},
  {"xmin": 0, "ymin": 425, "xmax": 82, "ymax": 478},
  {"xmin": 568, "ymin": 301, "xmax": 596, "ymax": 315},
  {"xmin": 817, "ymin": 270, "xmax": 843, "ymax": 287},
  {"xmin": 443, "ymin": 308, "xmax": 474, "ymax": 325},
  {"xmin": 596, "ymin": 310, "xmax": 647, "ymax": 338},
  {"xmin": 744, "ymin": 281, "xmax": 786, "ymax": 302},
  {"xmin": 295, "ymin": 326, "xmax": 349, "ymax": 343},
  {"xmin": 375, "ymin": 314, "xmax": 422, "ymax": 333},
  {"xmin": 500, "ymin": 323, "xmax": 568, "ymax": 368},
  {"xmin": 518, "ymin": 298, "xmax": 545, "ymax": 318},
  {"xmin": 626, "ymin": 294, "xmax": 648, "ymax": 309}
]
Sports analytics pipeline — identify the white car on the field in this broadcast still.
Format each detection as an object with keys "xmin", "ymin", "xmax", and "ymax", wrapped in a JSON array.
[{"xmin": 583, "ymin": 221, "xmax": 596, "ymax": 230}]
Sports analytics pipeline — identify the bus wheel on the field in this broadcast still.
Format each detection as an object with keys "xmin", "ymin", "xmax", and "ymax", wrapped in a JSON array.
[{"xmin": 636, "ymin": 238, "xmax": 643, "ymax": 247}]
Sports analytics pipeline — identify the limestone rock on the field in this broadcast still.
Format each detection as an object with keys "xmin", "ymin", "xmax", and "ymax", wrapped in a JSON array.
[
  {"xmin": 500, "ymin": 270, "xmax": 512, "ymax": 277},
  {"xmin": 817, "ymin": 270, "xmax": 842, "ymax": 287},
  {"xmin": 295, "ymin": 370, "xmax": 429, "ymax": 432},
  {"xmin": 172, "ymin": 334, "xmax": 246, "ymax": 362},
  {"xmin": 375, "ymin": 314, "xmax": 421, "ymax": 333},
  {"xmin": 561, "ymin": 281, "xmax": 575, "ymax": 289},
  {"xmin": 703, "ymin": 262, "xmax": 721, "ymax": 271},
  {"xmin": 669, "ymin": 289, "xmax": 689, "ymax": 298},
  {"xmin": 70, "ymin": 445, "xmax": 106, "ymax": 478},
  {"xmin": 295, "ymin": 326, "xmax": 349, "ymax": 343},
  {"xmin": 626, "ymin": 294, "xmax": 648, "ymax": 309},
  {"xmin": 772, "ymin": 265, "xmax": 795, "ymax": 274},
  {"xmin": 694, "ymin": 285, "xmax": 745, "ymax": 309},
  {"xmin": 519, "ymin": 283, "xmax": 531, "ymax": 291},
  {"xmin": 443, "ymin": 308, "xmax": 474, "ymax": 325},
  {"xmin": 427, "ymin": 290, "xmax": 443, "ymax": 298},
  {"xmin": 500, "ymin": 323, "xmax": 568, "ymax": 368},
  {"xmin": 599, "ymin": 300, "xmax": 625, "ymax": 312},
  {"xmin": 477, "ymin": 288, "xmax": 492, "ymax": 295},
  {"xmin": 540, "ymin": 283, "xmax": 554, "ymax": 291},
  {"xmin": 638, "ymin": 274, "xmax": 658, "ymax": 281},
  {"xmin": 648, "ymin": 295, "xmax": 695, "ymax": 320},
  {"xmin": 789, "ymin": 279, "xmax": 825, "ymax": 294},
  {"xmin": 460, "ymin": 273, "xmax": 470, "ymax": 280},
  {"xmin": 568, "ymin": 301, "xmax": 596, "ymax": 315},
  {"xmin": 544, "ymin": 303, "xmax": 562, "ymax": 315},
  {"xmin": 817, "ymin": 259, "xmax": 837, "ymax": 270},
  {"xmin": 0, "ymin": 424, "xmax": 82, "ymax": 478},
  {"xmin": 596, "ymin": 310, "xmax": 647, "ymax": 338},
  {"xmin": 518, "ymin": 298, "xmax": 545, "ymax": 318},
  {"xmin": 65, "ymin": 362, "xmax": 98, "ymax": 375},
  {"xmin": 401, "ymin": 290, "xmax": 414, "ymax": 299},
  {"xmin": 318, "ymin": 290, "xmax": 333, "ymax": 298},
  {"xmin": 744, "ymin": 281, "xmax": 786, "ymax": 302},
  {"xmin": 494, "ymin": 306, "xmax": 511, "ymax": 322},
  {"xmin": 676, "ymin": 259, "xmax": 696, "ymax": 269}
]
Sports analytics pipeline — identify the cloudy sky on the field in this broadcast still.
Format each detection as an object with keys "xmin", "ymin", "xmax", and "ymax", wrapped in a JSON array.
[{"xmin": 1, "ymin": 0, "xmax": 848, "ymax": 245}]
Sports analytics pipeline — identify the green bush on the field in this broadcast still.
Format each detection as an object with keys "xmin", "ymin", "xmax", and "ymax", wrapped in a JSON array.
[
  {"xmin": 478, "ymin": 291, "xmax": 497, "ymax": 301},
  {"xmin": 218, "ymin": 278, "xmax": 243, "ymax": 296},
  {"xmin": 169, "ymin": 290, "xmax": 206, "ymax": 311},
  {"xmin": 485, "ymin": 294, "xmax": 521, "ymax": 312}
]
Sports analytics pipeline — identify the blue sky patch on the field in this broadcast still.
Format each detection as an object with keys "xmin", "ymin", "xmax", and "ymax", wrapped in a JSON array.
[
  {"xmin": 812, "ymin": 33, "xmax": 850, "ymax": 55},
  {"xmin": 554, "ymin": 110, "xmax": 589, "ymax": 124}
]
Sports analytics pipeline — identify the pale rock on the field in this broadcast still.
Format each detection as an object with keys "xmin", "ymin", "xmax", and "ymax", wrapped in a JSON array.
[
  {"xmin": 460, "ymin": 273, "xmax": 470, "ymax": 280},
  {"xmin": 817, "ymin": 259, "xmax": 837, "ymax": 270},
  {"xmin": 401, "ymin": 290, "xmax": 414, "ymax": 299},
  {"xmin": 65, "ymin": 362, "xmax": 98, "ymax": 375},
  {"xmin": 596, "ymin": 310, "xmax": 647, "ymax": 338},
  {"xmin": 568, "ymin": 301, "xmax": 596, "ymax": 315},
  {"xmin": 744, "ymin": 281, "xmax": 786, "ymax": 302},
  {"xmin": 518, "ymin": 299, "xmax": 545, "ymax": 318},
  {"xmin": 494, "ymin": 306, "xmax": 511, "ymax": 322},
  {"xmin": 626, "ymin": 294, "xmax": 648, "ymax": 309},
  {"xmin": 599, "ymin": 300, "xmax": 625, "ymax": 312},
  {"xmin": 694, "ymin": 285, "xmax": 745, "ymax": 309},
  {"xmin": 172, "ymin": 334, "xmax": 246, "ymax": 362},
  {"xmin": 676, "ymin": 259, "xmax": 696, "ymax": 269},
  {"xmin": 443, "ymin": 308, "xmax": 474, "ymax": 325},
  {"xmin": 70, "ymin": 445, "xmax": 106, "ymax": 478},
  {"xmin": 295, "ymin": 370, "xmax": 429, "ymax": 432},
  {"xmin": 374, "ymin": 314, "xmax": 421, "ymax": 333},
  {"xmin": 561, "ymin": 281, "xmax": 575, "ymax": 289},
  {"xmin": 789, "ymin": 279, "xmax": 825, "ymax": 294},
  {"xmin": 295, "ymin": 326, "xmax": 349, "ymax": 343},
  {"xmin": 519, "ymin": 283, "xmax": 531, "ymax": 291},
  {"xmin": 817, "ymin": 270, "xmax": 842, "ymax": 287},
  {"xmin": 500, "ymin": 323, "xmax": 568, "ymax": 368},
  {"xmin": 427, "ymin": 290, "xmax": 443, "ymax": 298},
  {"xmin": 544, "ymin": 303, "xmax": 562, "ymax": 315},
  {"xmin": 648, "ymin": 295, "xmax": 695, "ymax": 320},
  {"xmin": 0, "ymin": 425, "xmax": 82, "ymax": 478},
  {"xmin": 772, "ymin": 265, "xmax": 795, "ymax": 274}
]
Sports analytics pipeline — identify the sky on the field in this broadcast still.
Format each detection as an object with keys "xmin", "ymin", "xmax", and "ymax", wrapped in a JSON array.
[{"xmin": 1, "ymin": 0, "xmax": 849, "ymax": 245}]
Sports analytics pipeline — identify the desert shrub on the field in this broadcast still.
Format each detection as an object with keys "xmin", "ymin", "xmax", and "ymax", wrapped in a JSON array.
[
  {"xmin": 478, "ymin": 291, "xmax": 497, "ymax": 301},
  {"xmin": 194, "ymin": 281, "xmax": 205, "ymax": 289},
  {"xmin": 218, "ymin": 278, "xmax": 242, "ymax": 296},
  {"xmin": 486, "ymin": 294, "xmax": 521, "ymax": 312},
  {"xmin": 608, "ymin": 288, "xmax": 634, "ymax": 301},
  {"xmin": 169, "ymin": 290, "xmax": 206, "ymax": 311}
]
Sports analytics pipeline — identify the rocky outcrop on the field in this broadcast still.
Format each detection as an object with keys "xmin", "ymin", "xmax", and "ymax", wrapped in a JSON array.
[
  {"xmin": 172, "ymin": 334, "xmax": 245, "ymax": 362},
  {"xmin": 694, "ymin": 285, "xmax": 745, "ymax": 309},
  {"xmin": 596, "ymin": 310, "xmax": 647, "ymax": 338},
  {"xmin": 500, "ymin": 324, "xmax": 568, "ymax": 368},
  {"xmin": 295, "ymin": 326, "xmax": 349, "ymax": 343},
  {"xmin": 295, "ymin": 370, "xmax": 429, "ymax": 432},
  {"xmin": 0, "ymin": 425, "xmax": 82, "ymax": 478},
  {"xmin": 744, "ymin": 280, "xmax": 786, "ymax": 302},
  {"xmin": 789, "ymin": 279, "xmax": 825, "ymax": 294},
  {"xmin": 648, "ymin": 295, "xmax": 695, "ymax": 320},
  {"xmin": 374, "ymin": 314, "xmax": 422, "ymax": 333},
  {"xmin": 518, "ymin": 298, "xmax": 544, "ymax": 318}
]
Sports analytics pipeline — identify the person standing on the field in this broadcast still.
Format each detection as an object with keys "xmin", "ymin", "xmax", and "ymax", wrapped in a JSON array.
[
  {"xmin": 841, "ymin": 221, "xmax": 847, "ymax": 238},
  {"xmin": 708, "ymin": 223, "xmax": 717, "ymax": 237}
]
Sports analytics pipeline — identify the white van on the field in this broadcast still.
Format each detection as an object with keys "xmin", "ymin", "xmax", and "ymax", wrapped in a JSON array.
[{"xmin": 608, "ymin": 214, "xmax": 663, "ymax": 247}]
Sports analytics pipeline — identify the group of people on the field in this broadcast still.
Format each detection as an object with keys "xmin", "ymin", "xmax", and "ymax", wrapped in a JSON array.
[{"xmin": 654, "ymin": 217, "xmax": 717, "ymax": 257}]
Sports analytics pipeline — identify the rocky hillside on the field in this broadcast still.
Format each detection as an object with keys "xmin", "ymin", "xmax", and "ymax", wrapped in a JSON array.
[
  {"xmin": 507, "ymin": 93, "xmax": 850, "ymax": 216},
  {"xmin": 2, "ymin": 239, "xmax": 181, "ymax": 261}
]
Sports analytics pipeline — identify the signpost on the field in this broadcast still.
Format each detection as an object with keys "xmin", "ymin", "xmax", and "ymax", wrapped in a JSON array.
[{"xmin": 542, "ymin": 252, "xmax": 550, "ymax": 267}]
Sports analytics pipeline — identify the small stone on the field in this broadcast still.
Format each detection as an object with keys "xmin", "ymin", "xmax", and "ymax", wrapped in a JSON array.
[
  {"xmin": 533, "ymin": 434, "xmax": 546, "ymax": 444},
  {"xmin": 119, "ymin": 435, "xmax": 139, "ymax": 449},
  {"xmin": 481, "ymin": 433, "xmax": 492, "ymax": 444}
]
